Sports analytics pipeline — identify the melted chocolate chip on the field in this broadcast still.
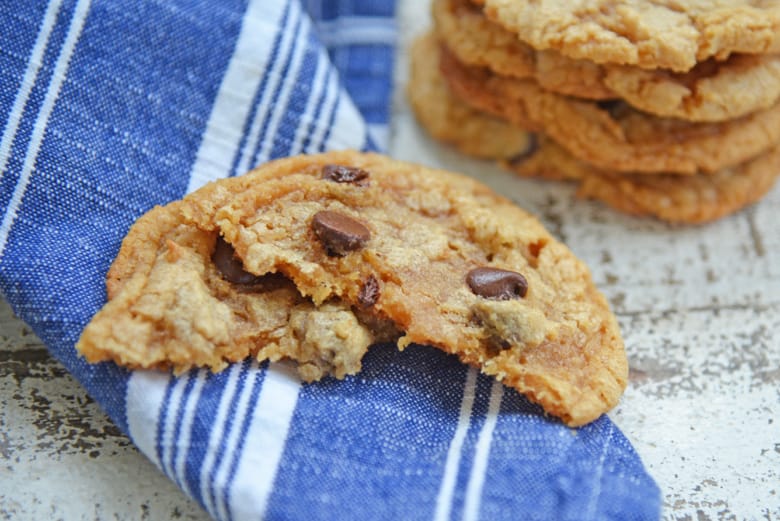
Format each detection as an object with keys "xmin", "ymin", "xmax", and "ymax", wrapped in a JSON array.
[
  {"xmin": 312, "ymin": 210, "xmax": 370, "ymax": 256},
  {"xmin": 466, "ymin": 267, "xmax": 528, "ymax": 300},
  {"xmin": 243, "ymin": 272, "xmax": 294, "ymax": 293},
  {"xmin": 358, "ymin": 275, "xmax": 380, "ymax": 306},
  {"xmin": 596, "ymin": 99, "xmax": 626, "ymax": 117},
  {"xmin": 212, "ymin": 236, "xmax": 260, "ymax": 285},
  {"xmin": 322, "ymin": 164, "xmax": 369, "ymax": 185},
  {"xmin": 507, "ymin": 133, "xmax": 539, "ymax": 166}
]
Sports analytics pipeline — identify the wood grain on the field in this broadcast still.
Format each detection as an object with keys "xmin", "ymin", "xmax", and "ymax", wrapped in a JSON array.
[{"xmin": 0, "ymin": 301, "xmax": 209, "ymax": 520}]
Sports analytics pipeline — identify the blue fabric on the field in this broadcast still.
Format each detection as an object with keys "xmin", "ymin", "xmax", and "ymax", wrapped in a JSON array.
[{"xmin": 0, "ymin": 1, "xmax": 661, "ymax": 519}]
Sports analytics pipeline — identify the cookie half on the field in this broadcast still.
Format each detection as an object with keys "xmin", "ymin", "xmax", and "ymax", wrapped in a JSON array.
[
  {"xmin": 77, "ymin": 151, "xmax": 628, "ymax": 426},
  {"xmin": 435, "ymin": 0, "xmax": 780, "ymax": 122},
  {"xmin": 481, "ymin": 0, "xmax": 780, "ymax": 72},
  {"xmin": 81, "ymin": 201, "xmax": 379, "ymax": 382},
  {"xmin": 440, "ymin": 44, "xmax": 780, "ymax": 175}
]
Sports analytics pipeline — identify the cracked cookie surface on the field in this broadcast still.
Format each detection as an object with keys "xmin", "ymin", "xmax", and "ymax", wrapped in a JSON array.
[
  {"xmin": 481, "ymin": 0, "xmax": 780, "ymax": 72},
  {"xmin": 77, "ymin": 151, "xmax": 627, "ymax": 426}
]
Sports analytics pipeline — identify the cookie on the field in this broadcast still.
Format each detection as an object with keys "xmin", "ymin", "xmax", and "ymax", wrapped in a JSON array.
[
  {"xmin": 481, "ymin": 0, "xmax": 780, "ymax": 72},
  {"xmin": 408, "ymin": 33, "xmax": 536, "ymax": 159},
  {"xmin": 77, "ymin": 151, "xmax": 628, "ymax": 426},
  {"xmin": 432, "ymin": 0, "xmax": 613, "ymax": 100},
  {"xmin": 604, "ymin": 54, "xmax": 780, "ymax": 123},
  {"xmin": 510, "ymin": 137, "xmax": 780, "ymax": 224},
  {"xmin": 406, "ymin": 38, "xmax": 780, "ymax": 223},
  {"xmin": 435, "ymin": 0, "xmax": 780, "ymax": 122},
  {"xmin": 440, "ymin": 44, "xmax": 780, "ymax": 174}
]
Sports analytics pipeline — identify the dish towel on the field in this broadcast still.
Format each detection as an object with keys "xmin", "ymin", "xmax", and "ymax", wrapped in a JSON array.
[{"xmin": 0, "ymin": 1, "xmax": 661, "ymax": 519}]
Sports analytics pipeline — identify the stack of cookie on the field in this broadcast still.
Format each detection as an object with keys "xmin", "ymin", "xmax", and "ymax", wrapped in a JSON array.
[{"xmin": 409, "ymin": 0, "xmax": 780, "ymax": 223}]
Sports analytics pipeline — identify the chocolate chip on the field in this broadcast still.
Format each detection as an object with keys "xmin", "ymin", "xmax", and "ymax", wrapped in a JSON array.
[
  {"xmin": 322, "ymin": 164, "xmax": 369, "ymax": 185},
  {"xmin": 212, "ymin": 236, "xmax": 261, "ymax": 285},
  {"xmin": 358, "ymin": 275, "xmax": 380, "ymax": 306},
  {"xmin": 507, "ymin": 133, "xmax": 539, "ymax": 166},
  {"xmin": 596, "ymin": 99, "xmax": 626, "ymax": 117},
  {"xmin": 312, "ymin": 210, "xmax": 370, "ymax": 256},
  {"xmin": 467, "ymin": 267, "xmax": 528, "ymax": 300}
]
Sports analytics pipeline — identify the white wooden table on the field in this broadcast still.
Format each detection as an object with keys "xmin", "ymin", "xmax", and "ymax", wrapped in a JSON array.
[{"xmin": 1, "ymin": 2, "xmax": 779, "ymax": 519}]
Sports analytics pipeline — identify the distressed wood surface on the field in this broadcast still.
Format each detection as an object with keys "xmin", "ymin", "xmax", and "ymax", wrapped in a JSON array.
[
  {"xmin": 2, "ymin": 3, "xmax": 779, "ymax": 519},
  {"xmin": 0, "ymin": 300, "xmax": 210, "ymax": 520}
]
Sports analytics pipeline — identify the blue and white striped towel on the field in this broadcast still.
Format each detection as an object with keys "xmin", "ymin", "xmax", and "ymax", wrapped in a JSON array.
[{"xmin": 0, "ymin": 1, "xmax": 661, "ymax": 519}]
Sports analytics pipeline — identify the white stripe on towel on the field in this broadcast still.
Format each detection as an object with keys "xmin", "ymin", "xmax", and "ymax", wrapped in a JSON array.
[
  {"xmin": 226, "ymin": 362, "xmax": 301, "ymax": 520},
  {"xmin": 254, "ymin": 3, "xmax": 310, "ymax": 164},
  {"xmin": 126, "ymin": 370, "xmax": 172, "ymax": 468},
  {"xmin": 463, "ymin": 380, "xmax": 504, "ymax": 521},
  {"xmin": 185, "ymin": 0, "xmax": 288, "ymax": 193},
  {"xmin": 232, "ymin": 0, "xmax": 300, "ymax": 178},
  {"xmin": 0, "ymin": 0, "xmax": 92, "ymax": 257},
  {"xmin": 173, "ymin": 370, "xmax": 208, "ymax": 498},
  {"xmin": 434, "ymin": 367, "xmax": 478, "ymax": 521},
  {"xmin": 198, "ymin": 363, "xmax": 245, "ymax": 518},
  {"xmin": 0, "ymin": 0, "xmax": 63, "ymax": 179}
]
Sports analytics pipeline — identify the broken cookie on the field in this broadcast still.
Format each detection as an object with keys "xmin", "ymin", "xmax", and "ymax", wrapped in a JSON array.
[{"xmin": 77, "ymin": 151, "xmax": 627, "ymax": 426}]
